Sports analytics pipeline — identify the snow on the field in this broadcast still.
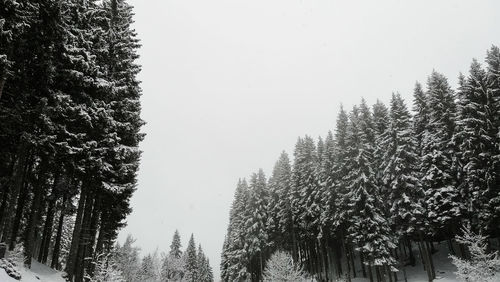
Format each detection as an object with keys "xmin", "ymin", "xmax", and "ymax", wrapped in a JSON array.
[
  {"xmin": 0, "ymin": 260, "xmax": 65, "ymax": 282},
  {"xmin": 346, "ymin": 241, "xmax": 499, "ymax": 282}
]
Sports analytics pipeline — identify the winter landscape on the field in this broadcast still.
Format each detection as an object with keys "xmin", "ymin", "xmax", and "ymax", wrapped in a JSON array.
[{"xmin": 1, "ymin": 0, "xmax": 500, "ymax": 282}]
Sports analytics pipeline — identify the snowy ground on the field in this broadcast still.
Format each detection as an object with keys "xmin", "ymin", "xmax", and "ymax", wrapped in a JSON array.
[
  {"xmin": 346, "ymin": 241, "xmax": 458, "ymax": 282},
  {"xmin": 0, "ymin": 260, "xmax": 65, "ymax": 282},
  {"xmin": 349, "ymin": 240, "xmax": 499, "ymax": 282}
]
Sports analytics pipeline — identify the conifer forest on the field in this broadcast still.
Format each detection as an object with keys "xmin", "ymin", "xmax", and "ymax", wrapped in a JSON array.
[
  {"xmin": 221, "ymin": 47, "xmax": 500, "ymax": 282},
  {"xmin": 1, "ymin": 1, "xmax": 500, "ymax": 282}
]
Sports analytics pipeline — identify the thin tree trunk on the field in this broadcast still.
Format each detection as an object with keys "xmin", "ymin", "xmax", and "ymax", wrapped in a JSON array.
[
  {"xmin": 51, "ymin": 197, "xmax": 65, "ymax": 270},
  {"xmin": 75, "ymin": 190, "xmax": 95, "ymax": 282},
  {"xmin": 1, "ymin": 144, "xmax": 28, "ymax": 245},
  {"xmin": 65, "ymin": 184, "xmax": 87, "ymax": 279},
  {"xmin": 0, "ymin": 72, "xmax": 7, "ymax": 100},
  {"xmin": 349, "ymin": 246, "xmax": 356, "ymax": 278},
  {"xmin": 360, "ymin": 252, "xmax": 367, "ymax": 277},
  {"xmin": 419, "ymin": 232, "xmax": 434, "ymax": 281},
  {"xmin": 85, "ymin": 196, "xmax": 101, "ymax": 277},
  {"xmin": 425, "ymin": 241, "xmax": 436, "ymax": 279},
  {"xmin": 417, "ymin": 240, "xmax": 426, "ymax": 271},
  {"xmin": 38, "ymin": 172, "xmax": 60, "ymax": 263},
  {"xmin": 24, "ymin": 157, "xmax": 48, "ymax": 268},
  {"xmin": 368, "ymin": 262, "xmax": 374, "ymax": 282},
  {"xmin": 9, "ymin": 159, "xmax": 31, "ymax": 250},
  {"xmin": 0, "ymin": 185, "xmax": 8, "ymax": 227},
  {"xmin": 407, "ymin": 238, "xmax": 415, "ymax": 266},
  {"xmin": 341, "ymin": 234, "xmax": 351, "ymax": 282}
]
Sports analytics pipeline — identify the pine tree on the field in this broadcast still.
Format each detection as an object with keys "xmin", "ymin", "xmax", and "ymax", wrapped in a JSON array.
[
  {"xmin": 184, "ymin": 234, "xmax": 198, "ymax": 282},
  {"xmin": 222, "ymin": 179, "xmax": 250, "ymax": 281},
  {"xmin": 244, "ymin": 169, "xmax": 269, "ymax": 281},
  {"xmin": 197, "ymin": 245, "xmax": 214, "ymax": 282},
  {"xmin": 421, "ymin": 71, "xmax": 461, "ymax": 236},
  {"xmin": 412, "ymin": 81, "xmax": 429, "ymax": 155},
  {"xmin": 170, "ymin": 230, "xmax": 183, "ymax": 259},
  {"xmin": 380, "ymin": 93, "xmax": 424, "ymax": 237},
  {"xmin": 344, "ymin": 105, "xmax": 396, "ymax": 273},
  {"xmin": 484, "ymin": 45, "xmax": 500, "ymax": 235},
  {"xmin": 267, "ymin": 152, "xmax": 294, "ymax": 254},
  {"xmin": 454, "ymin": 60, "xmax": 498, "ymax": 234}
]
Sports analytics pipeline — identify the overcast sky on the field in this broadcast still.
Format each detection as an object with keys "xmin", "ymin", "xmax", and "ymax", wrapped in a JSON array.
[{"xmin": 120, "ymin": 0, "xmax": 499, "ymax": 279}]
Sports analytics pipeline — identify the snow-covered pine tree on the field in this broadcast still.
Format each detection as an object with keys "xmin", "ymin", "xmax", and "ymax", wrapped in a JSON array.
[
  {"xmin": 421, "ymin": 71, "xmax": 462, "ymax": 237},
  {"xmin": 221, "ymin": 179, "xmax": 250, "ymax": 281},
  {"xmin": 412, "ymin": 81, "xmax": 429, "ymax": 156},
  {"xmin": 318, "ymin": 131, "xmax": 336, "ymax": 235},
  {"xmin": 484, "ymin": 45, "xmax": 500, "ymax": 236},
  {"xmin": 454, "ymin": 60, "xmax": 498, "ymax": 234},
  {"xmin": 372, "ymin": 100, "xmax": 391, "ymax": 210},
  {"xmin": 450, "ymin": 225, "xmax": 500, "ymax": 282},
  {"xmin": 262, "ymin": 251, "xmax": 307, "ymax": 282},
  {"xmin": 267, "ymin": 152, "xmax": 294, "ymax": 255},
  {"xmin": 184, "ymin": 234, "xmax": 198, "ymax": 282},
  {"xmin": 244, "ymin": 169, "xmax": 269, "ymax": 281},
  {"xmin": 170, "ymin": 230, "xmax": 183, "ymax": 259},
  {"xmin": 380, "ymin": 93, "xmax": 425, "ymax": 243},
  {"xmin": 381, "ymin": 93, "xmax": 424, "ymax": 234},
  {"xmin": 291, "ymin": 136, "xmax": 321, "ymax": 240},
  {"xmin": 138, "ymin": 254, "xmax": 154, "ymax": 281},
  {"xmin": 197, "ymin": 245, "xmax": 214, "ymax": 282},
  {"xmin": 112, "ymin": 234, "xmax": 141, "ymax": 282},
  {"xmin": 344, "ymin": 105, "xmax": 396, "ymax": 279}
]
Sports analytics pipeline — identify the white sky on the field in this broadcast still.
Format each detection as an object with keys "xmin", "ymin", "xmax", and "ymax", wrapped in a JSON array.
[{"xmin": 120, "ymin": 0, "xmax": 500, "ymax": 279}]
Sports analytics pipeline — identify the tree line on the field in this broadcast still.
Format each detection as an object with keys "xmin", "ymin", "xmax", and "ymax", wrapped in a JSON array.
[
  {"xmin": 0, "ymin": 0, "xmax": 143, "ymax": 281},
  {"xmin": 110, "ymin": 231, "xmax": 214, "ymax": 282},
  {"xmin": 221, "ymin": 46, "xmax": 500, "ymax": 282}
]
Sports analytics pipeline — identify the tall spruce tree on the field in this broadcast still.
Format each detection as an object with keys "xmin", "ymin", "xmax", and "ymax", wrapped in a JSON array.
[
  {"xmin": 421, "ymin": 71, "xmax": 462, "ymax": 237},
  {"xmin": 344, "ymin": 105, "xmax": 396, "ymax": 276},
  {"xmin": 185, "ymin": 234, "xmax": 198, "ymax": 282},
  {"xmin": 380, "ymin": 93, "xmax": 424, "ymax": 237}
]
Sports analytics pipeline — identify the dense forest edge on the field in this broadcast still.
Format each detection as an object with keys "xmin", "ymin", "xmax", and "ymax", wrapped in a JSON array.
[
  {"xmin": 221, "ymin": 46, "xmax": 500, "ymax": 282},
  {"xmin": 0, "ymin": 0, "xmax": 149, "ymax": 281}
]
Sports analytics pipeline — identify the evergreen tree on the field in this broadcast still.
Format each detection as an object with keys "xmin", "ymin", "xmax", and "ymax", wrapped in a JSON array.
[
  {"xmin": 344, "ymin": 106, "xmax": 396, "ymax": 273},
  {"xmin": 484, "ymin": 45, "xmax": 500, "ymax": 235},
  {"xmin": 197, "ymin": 245, "xmax": 214, "ymax": 282},
  {"xmin": 380, "ymin": 93, "xmax": 424, "ymax": 237},
  {"xmin": 184, "ymin": 234, "xmax": 198, "ymax": 282},
  {"xmin": 421, "ymin": 71, "xmax": 461, "ymax": 236},
  {"xmin": 267, "ymin": 152, "xmax": 294, "ymax": 254},
  {"xmin": 412, "ymin": 81, "xmax": 429, "ymax": 155},
  {"xmin": 170, "ymin": 230, "xmax": 183, "ymax": 259},
  {"xmin": 244, "ymin": 169, "xmax": 269, "ymax": 281}
]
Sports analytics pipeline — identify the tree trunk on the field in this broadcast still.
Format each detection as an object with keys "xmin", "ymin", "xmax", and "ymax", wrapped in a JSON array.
[
  {"xmin": 349, "ymin": 246, "xmax": 356, "ymax": 278},
  {"xmin": 65, "ymin": 184, "xmax": 87, "ymax": 279},
  {"xmin": 38, "ymin": 172, "xmax": 60, "ymax": 263},
  {"xmin": 86, "ymin": 197, "xmax": 101, "ymax": 275},
  {"xmin": 341, "ymin": 234, "xmax": 351, "ymax": 282},
  {"xmin": 51, "ymin": 201, "xmax": 65, "ymax": 270},
  {"xmin": 0, "ymin": 185, "xmax": 8, "ymax": 227},
  {"xmin": 94, "ymin": 211, "xmax": 106, "ymax": 257},
  {"xmin": 425, "ymin": 241, "xmax": 436, "ymax": 279},
  {"xmin": 419, "ymin": 232, "xmax": 434, "ymax": 281},
  {"xmin": 368, "ymin": 263, "xmax": 374, "ymax": 282},
  {"xmin": 1, "ymin": 144, "xmax": 29, "ymax": 244},
  {"xmin": 0, "ymin": 72, "xmax": 7, "ymax": 100},
  {"xmin": 24, "ymin": 157, "xmax": 48, "ymax": 268},
  {"xmin": 360, "ymin": 252, "xmax": 367, "ymax": 277},
  {"xmin": 406, "ymin": 238, "xmax": 415, "ymax": 266},
  {"xmin": 9, "ymin": 159, "xmax": 31, "ymax": 250},
  {"xmin": 75, "ymin": 190, "xmax": 95, "ymax": 282}
]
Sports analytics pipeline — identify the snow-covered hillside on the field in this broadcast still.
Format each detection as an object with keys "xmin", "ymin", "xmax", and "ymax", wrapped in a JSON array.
[{"xmin": 0, "ymin": 260, "xmax": 65, "ymax": 282}]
